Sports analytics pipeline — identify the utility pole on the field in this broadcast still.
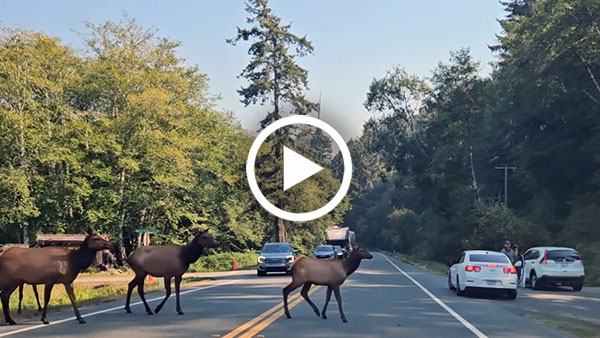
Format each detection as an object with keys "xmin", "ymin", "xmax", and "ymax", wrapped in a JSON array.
[
  {"xmin": 317, "ymin": 91, "xmax": 322, "ymax": 119},
  {"xmin": 495, "ymin": 165, "xmax": 517, "ymax": 206}
]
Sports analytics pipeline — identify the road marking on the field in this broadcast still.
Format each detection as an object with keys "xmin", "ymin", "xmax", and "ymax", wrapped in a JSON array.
[
  {"xmin": 223, "ymin": 285, "xmax": 320, "ymax": 338},
  {"xmin": 0, "ymin": 279, "xmax": 237, "ymax": 337},
  {"xmin": 381, "ymin": 254, "xmax": 488, "ymax": 338}
]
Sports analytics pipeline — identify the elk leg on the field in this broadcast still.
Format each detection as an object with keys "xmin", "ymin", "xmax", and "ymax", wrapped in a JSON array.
[
  {"xmin": 282, "ymin": 280, "xmax": 302, "ymax": 319},
  {"xmin": 40, "ymin": 283, "xmax": 54, "ymax": 324},
  {"xmin": 124, "ymin": 276, "xmax": 140, "ymax": 313},
  {"xmin": 17, "ymin": 284, "xmax": 23, "ymax": 314},
  {"xmin": 1, "ymin": 284, "xmax": 18, "ymax": 325},
  {"xmin": 321, "ymin": 286, "xmax": 332, "ymax": 319},
  {"xmin": 333, "ymin": 286, "xmax": 347, "ymax": 323},
  {"xmin": 175, "ymin": 276, "xmax": 183, "ymax": 315},
  {"xmin": 137, "ymin": 279, "xmax": 153, "ymax": 315},
  {"xmin": 32, "ymin": 284, "xmax": 42, "ymax": 312},
  {"xmin": 300, "ymin": 283, "xmax": 320, "ymax": 317},
  {"xmin": 154, "ymin": 277, "xmax": 172, "ymax": 314},
  {"xmin": 64, "ymin": 283, "xmax": 85, "ymax": 324}
]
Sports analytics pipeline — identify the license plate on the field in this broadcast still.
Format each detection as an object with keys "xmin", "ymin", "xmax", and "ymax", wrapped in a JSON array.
[
  {"xmin": 561, "ymin": 263, "xmax": 569, "ymax": 268},
  {"xmin": 486, "ymin": 281, "xmax": 497, "ymax": 285}
]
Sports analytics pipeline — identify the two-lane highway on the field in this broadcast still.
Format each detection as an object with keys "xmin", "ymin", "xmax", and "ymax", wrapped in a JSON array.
[{"xmin": 0, "ymin": 253, "xmax": 583, "ymax": 337}]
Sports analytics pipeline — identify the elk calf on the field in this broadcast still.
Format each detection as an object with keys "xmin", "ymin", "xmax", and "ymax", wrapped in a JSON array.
[{"xmin": 283, "ymin": 248, "xmax": 373, "ymax": 323}]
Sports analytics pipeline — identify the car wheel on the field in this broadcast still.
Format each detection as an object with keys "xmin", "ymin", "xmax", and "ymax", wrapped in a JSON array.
[
  {"xmin": 257, "ymin": 270, "xmax": 266, "ymax": 277},
  {"xmin": 506, "ymin": 289, "xmax": 517, "ymax": 300},
  {"xmin": 448, "ymin": 273, "xmax": 456, "ymax": 290},
  {"xmin": 456, "ymin": 276, "xmax": 466, "ymax": 296},
  {"xmin": 531, "ymin": 271, "xmax": 543, "ymax": 290},
  {"xmin": 572, "ymin": 283, "xmax": 583, "ymax": 292}
]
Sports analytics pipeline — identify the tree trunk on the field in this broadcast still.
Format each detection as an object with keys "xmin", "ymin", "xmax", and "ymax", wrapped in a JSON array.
[
  {"xmin": 272, "ymin": 70, "xmax": 287, "ymax": 243},
  {"xmin": 117, "ymin": 168, "xmax": 127, "ymax": 263}
]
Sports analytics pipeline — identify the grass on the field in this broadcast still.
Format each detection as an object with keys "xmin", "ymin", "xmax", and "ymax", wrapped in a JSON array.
[
  {"xmin": 189, "ymin": 251, "xmax": 258, "ymax": 272},
  {"xmin": 385, "ymin": 251, "xmax": 449, "ymax": 276},
  {"xmin": 9, "ymin": 275, "xmax": 211, "ymax": 321},
  {"xmin": 528, "ymin": 312, "xmax": 600, "ymax": 338}
]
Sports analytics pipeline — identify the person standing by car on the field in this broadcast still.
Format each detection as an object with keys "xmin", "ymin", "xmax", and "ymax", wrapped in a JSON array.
[{"xmin": 501, "ymin": 240, "xmax": 518, "ymax": 264}]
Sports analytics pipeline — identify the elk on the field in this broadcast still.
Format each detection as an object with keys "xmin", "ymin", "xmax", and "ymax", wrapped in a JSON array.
[
  {"xmin": 0, "ymin": 233, "xmax": 113, "ymax": 325},
  {"xmin": 17, "ymin": 283, "xmax": 41, "ymax": 314},
  {"xmin": 283, "ymin": 247, "xmax": 373, "ymax": 323},
  {"xmin": 124, "ymin": 230, "xmax": 218, "ymax": 315}
]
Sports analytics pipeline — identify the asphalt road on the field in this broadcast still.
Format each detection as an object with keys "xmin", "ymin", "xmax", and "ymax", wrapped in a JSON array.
[{"xmin": 0, "ymin": 253, "xmax": 597, "ymax": 338}]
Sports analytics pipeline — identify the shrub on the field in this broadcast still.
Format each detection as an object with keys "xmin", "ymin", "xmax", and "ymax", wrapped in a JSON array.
[{"xmin": 189, "ymin": 251, "xmax": 258, "ymax": 272}]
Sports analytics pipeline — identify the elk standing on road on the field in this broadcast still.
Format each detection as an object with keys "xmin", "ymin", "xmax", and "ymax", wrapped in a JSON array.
[
  {"xmin": 124, "ymin": 230, "xmax": 219, "ymax": 315},
  {"xmin": 283, "ymin": 247, "xmax": 373, "ymax": 323},
  {"xmin": 0, "ymin": 233, "xmax": 113, "ymax": 325}
]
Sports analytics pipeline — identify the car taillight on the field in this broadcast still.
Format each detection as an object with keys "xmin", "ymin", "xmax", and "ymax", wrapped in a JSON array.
[
  {"xmin": 540, "ymin": 249, "xmax": 548, "ymax": 264},
  {"xmin": 503, "ymin": 267, "xmax": 517, "ymax": 274},
  {"xmin": 465, "ymin": 265, "xmax": 481, "ymax": 272},
  {"xmin": 575, "ymin": 250, "xmax": 583, "ymax": 262}
]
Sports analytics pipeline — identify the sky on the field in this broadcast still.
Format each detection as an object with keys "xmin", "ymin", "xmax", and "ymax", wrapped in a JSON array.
[{"xmin": 0, "ymin": 0, "xmax": 506, "ymax": 140}]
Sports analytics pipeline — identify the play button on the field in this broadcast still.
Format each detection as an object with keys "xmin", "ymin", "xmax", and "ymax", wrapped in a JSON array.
[
  {"xmin": 283, "ymin": 146, "xmax": 323, "ymax": 191},
  {"xmin": 246, "ymin": 115, "xmax": 352, "ymax": 222}
]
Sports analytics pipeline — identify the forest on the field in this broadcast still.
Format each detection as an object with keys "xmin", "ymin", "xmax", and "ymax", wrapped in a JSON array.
[
  {"xmin": 1, "ymin": 0, "xmax": 598, "ymax": 284},
  {"xmin": 344, "ymin": 0, "xmax": 600, "ymax": 285}
]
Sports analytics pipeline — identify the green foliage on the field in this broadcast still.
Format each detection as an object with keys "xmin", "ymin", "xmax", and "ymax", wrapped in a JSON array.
[{"xmin": 348, "ymin": 0, "xmax": 600, "ymax": 284}]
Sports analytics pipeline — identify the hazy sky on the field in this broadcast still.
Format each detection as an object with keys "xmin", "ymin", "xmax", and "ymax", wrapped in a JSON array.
[{"xmin": 0, "ymin": 0, "xmax": 506, "ymax": 139}]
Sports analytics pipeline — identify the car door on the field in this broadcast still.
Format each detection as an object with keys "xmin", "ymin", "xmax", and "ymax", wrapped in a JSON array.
[
  {"xmin": 450, "ymin": 252, "xmax": 465, "ymax": 287},
  {"xmin": 523, "ymin": 249, "xmax": 539, "ymax": 283}
]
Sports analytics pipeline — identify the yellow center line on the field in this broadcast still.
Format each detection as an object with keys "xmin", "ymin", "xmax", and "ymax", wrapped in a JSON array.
[{"xmin": 236, "ymin": 286, "xmax": 321, "ymax": 338}]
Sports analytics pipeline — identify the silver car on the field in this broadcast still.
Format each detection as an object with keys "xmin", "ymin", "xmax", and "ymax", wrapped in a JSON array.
[{"xmin": 256, "ymin": 243, "xmax": 298, "ymax": 276}]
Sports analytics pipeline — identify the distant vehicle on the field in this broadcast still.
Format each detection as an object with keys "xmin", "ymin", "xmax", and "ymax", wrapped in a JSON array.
[
  {"xmin": 313, "ymin": 245, "xmax": 338, "ymax": 259},
  {"xmin": 325, "ymin": 226, "xmax": 357, "ymax": 254},
  {"xmin": 517, "ymin": 247, "xmax": 584, "ymax": 291},
  {"xmin": 333, "ymin": 245, "xmax": 346, "ymax": 259},
  {"xmin": 256, "ymin": 243, "xmax": 298, "ymax": 277},
  {"xmin": 448, "ymin": 250, "xmax": 518, "ymax": 299}
]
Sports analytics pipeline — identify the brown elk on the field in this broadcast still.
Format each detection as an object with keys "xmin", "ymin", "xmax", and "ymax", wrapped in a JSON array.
[
  {"xmin": 283, "ymin": 247, "xmax": 373, "ymax": 323},
  {"xmin": 124, "ymin": 230, "xmax": 218, "ymax": 315},
  {"xmin": 0, "ymin": 233, "xmax": 113, "ymax": 325},
  {"xmin": 17, "ymin": 283, "xmax": 41, "ymax": 314}
]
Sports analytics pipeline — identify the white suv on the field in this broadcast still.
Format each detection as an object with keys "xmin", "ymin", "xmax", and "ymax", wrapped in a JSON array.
[{"xmin": 521, "ymin": 247, "xmax": 585, "ymax": 291}]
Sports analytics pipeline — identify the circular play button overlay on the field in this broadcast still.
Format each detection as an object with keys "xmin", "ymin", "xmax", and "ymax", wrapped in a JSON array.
[{"xmin": 246, "ymin": 115, "xmax": 352, "ymax": 222}]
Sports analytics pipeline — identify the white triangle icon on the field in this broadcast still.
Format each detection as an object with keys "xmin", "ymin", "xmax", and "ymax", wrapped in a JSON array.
[{"xmin": 283, "ymin": 146, "xmax": 324, "ymax": 191}]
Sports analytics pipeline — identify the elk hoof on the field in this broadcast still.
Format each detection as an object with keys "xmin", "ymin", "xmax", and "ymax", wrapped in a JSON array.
[
  {"xmin": 154, "ymin": 306, "xmax": 162, "ymax": 313},
  {"xmin": 285, "ymin": 313, "xmax": 291, "ymax": 319},
  {"xmin": 125, "ymin": 307, "xmax": 132, "ymax": 314},
  {"xmin": 8, "ymin": 320, "xmax": 17, "ymax": 326},
  {"xmin": 321, "ymin": 313, "xmax": 327, "ymax": 320},
  {"xmin": 177, "ymin": 310, "xmax": 184, "ymax": 316},
  {"xmin": 78, "ymin": 319, "xmax": 87, "ymax": 324},
  {"xmin": 314, "ymin": 309, "xmax": 320, "ymax": 317},
  {"xmin": 342, "ymin": 318, "xmax": 348, "ymax": 323},
  {"xmin": 146, "ymin": 311, "xmax": 154, "ymax": 316},
  {"xmin": 42, "ymin": 320, "xmax": 49, "ymax": 325}
]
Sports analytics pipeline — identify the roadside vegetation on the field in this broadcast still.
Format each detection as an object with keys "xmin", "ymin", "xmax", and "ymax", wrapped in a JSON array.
[
  {"xmin": 528, "ymin": 312, "xmax": 600, "ymax": 338},
  {"xmin": 189, "ymin": 251, "xmax": 258, "ymax": 272}
]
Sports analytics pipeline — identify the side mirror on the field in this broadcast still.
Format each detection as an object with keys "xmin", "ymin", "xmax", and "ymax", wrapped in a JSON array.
[{"xmin": 293, "ymin": 249, "xmax": 299, "ymax": 255}]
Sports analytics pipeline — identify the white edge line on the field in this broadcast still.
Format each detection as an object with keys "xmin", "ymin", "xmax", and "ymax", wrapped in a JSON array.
[
  {"xmin": 380, "ymin": 253, "xmax": 488, "ymax": 338},
  {"xmin": 0, "ymin": 279, "xmax": 238, "ymax": 337}
]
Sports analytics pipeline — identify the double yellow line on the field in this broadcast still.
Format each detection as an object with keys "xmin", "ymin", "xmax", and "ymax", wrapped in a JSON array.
[{"xmin": 222, "ymin": 286, "xmax": 321, "ymax": 338}]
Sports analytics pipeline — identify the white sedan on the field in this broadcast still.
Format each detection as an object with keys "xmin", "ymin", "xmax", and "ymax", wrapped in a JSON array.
[{"xmin": 448, "ymin": 250, "xmax": 518, "ymax": 299}]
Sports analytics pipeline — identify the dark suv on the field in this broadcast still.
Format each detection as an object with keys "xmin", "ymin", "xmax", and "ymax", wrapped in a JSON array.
[{"xmin": 256, "ymin": 243, "xmax": 298, "ymax": 276}]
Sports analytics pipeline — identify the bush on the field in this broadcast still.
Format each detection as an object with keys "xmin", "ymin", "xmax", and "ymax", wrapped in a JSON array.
[{"xmin": 189, "ymin": 251, "xmax": 258, "ymax": 272}]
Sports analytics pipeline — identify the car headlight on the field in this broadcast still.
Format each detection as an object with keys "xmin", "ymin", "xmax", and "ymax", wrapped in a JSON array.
[
  {"xmin": 285, "ymin": 255, "xmax": 294, "ymax": 262},
  {"xmin": 258, "ymin": 256, "xmax": 265, "ymax": 264}
]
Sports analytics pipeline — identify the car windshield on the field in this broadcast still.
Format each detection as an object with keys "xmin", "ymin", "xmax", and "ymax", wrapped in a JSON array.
[
  {"xmin": 548, "ymin": 249, "xmax": 580, "ymax": 261},
  {"xmin": 316, "ymin": 245, "xmax": 334, "ymax": 252},
  {"xmin": 333, "ymin": 246, "xmax": 341, "ymax": 251},
  {"xmin": 469, "ymin": 254, "xmax": 510, "ymax": 264},
  {"xmin": 261, "ymin": 244, "xmax": 291, "ymax": 253}
]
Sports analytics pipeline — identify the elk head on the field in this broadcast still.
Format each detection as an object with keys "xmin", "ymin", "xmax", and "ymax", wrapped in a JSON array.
[
  {"xmin": 192, "ymin": 230, "xmax": 219, "ymax": 249},
  {"xmin": 83, "ymin": 233, "xmax": 113, "ymax": 251}
]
